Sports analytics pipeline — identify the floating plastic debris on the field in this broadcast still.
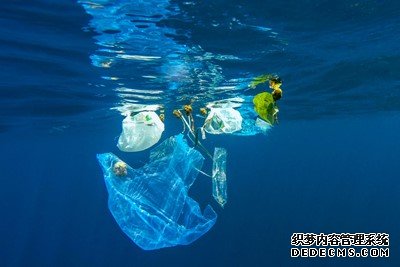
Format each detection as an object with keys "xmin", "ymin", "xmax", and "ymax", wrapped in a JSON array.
[
  {"xmin": 203, "ymin": 108, "xmax": 243, "ymax": 135},
  {"xmin": 117, "ymin": 111, "xmax": 164, "ymax": 152},
  {"xmin": 98, "ymin": 134, "xmax": 217, "ymax": 250},
  {"xmin": 204, "ymin": 97, "xmax": 271, "ymax": 136},
  {"xmin": 212, "ymin": 147, "xmax": 228, "ymax": 208}
]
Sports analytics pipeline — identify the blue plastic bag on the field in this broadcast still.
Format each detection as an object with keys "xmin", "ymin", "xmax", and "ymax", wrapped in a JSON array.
[{"xmin": 97, "ymin": 134, "xmax": 217, "ymax": 250}]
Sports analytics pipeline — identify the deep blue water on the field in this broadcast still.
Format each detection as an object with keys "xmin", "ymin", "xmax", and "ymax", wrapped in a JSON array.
[{"xmin": 1, "ymin": 0, "xmax": 400, "ymax": 266}]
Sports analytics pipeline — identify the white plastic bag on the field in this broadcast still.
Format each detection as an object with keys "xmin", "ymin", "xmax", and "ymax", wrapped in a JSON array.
[
  {"xmin": 117, "ymin": 111, "xmax": 165, "ymax": 152},
  {"xmin": 203, "ymin": 107, "xmax": 242, "ymax": 134}
]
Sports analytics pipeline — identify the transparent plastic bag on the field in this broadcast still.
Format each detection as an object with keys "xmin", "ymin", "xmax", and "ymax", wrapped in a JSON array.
[
  {"xmin": 212, "ymin": 147, "xmax": 228, "ymax": 208},
  {"xmin": 233, "ymin": 102, "xmax": 272, "ymax": 136},
  {"xmin": 117, "ymin": 111, "xmax": 164, "ymax": 152},
  {"xmin": 203, "ymin": 97, "xmax": 271, "ymax": 136},
  {"xmin": 98, "ymin": 134, "xmax": 217, "ymax": 250},
  {"xmin": 203, "ymin": 108, "xmax": 242, "ymax": 134}
]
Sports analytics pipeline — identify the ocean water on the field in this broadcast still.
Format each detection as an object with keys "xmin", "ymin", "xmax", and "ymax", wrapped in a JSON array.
[{"xmin": 1, "ymin": 0, "xmax": 400, "ymax": 266}]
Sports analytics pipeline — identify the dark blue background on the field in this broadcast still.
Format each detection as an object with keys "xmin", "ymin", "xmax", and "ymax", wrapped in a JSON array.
[{"xmin": 1, "ymin": 0, "xmax": 399, "ymax": 266}]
